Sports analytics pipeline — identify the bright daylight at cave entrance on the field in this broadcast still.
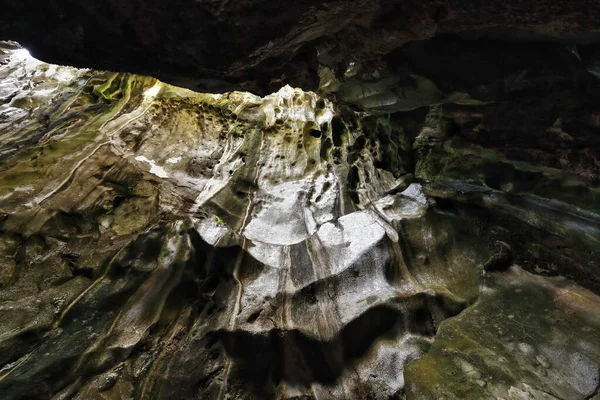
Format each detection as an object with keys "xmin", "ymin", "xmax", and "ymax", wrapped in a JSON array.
[{"xmin": 0, "ymin": 2, "xmax": 599, "ymax": 399}]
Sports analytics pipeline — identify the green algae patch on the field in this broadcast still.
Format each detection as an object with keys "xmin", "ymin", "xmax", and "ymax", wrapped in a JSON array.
[
  {"xmin": 0, "ymin": 127, "xmax": 100, "ymax": 196},
  {"xmin": 398, "ymin": 208, "xmax": 487, "ymax": 304},
  {"xmin": 405, "ymin": 267, "xmax": 600, "ymax": 400}
]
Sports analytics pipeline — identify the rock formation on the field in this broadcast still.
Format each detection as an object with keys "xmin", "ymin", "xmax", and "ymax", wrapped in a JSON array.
[{"xmin": 0, "ymin": 1, "xmax": 599, "ymax": 398}]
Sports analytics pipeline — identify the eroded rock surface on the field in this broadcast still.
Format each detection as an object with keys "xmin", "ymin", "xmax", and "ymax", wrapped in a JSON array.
[{"xmin": 0, "ymin": 47, "xmax": 598, "ymax": 399}]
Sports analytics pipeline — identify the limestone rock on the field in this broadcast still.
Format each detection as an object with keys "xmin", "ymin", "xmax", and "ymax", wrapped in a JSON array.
[{"xmin": 0, "ymin": 44, "xmax": 598, "ymax": 400}]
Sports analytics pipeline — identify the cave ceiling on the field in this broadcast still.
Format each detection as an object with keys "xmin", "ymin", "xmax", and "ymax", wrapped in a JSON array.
[{"xmin": 2, "ymin": 0, "xmax": 600, "ymax": 95}]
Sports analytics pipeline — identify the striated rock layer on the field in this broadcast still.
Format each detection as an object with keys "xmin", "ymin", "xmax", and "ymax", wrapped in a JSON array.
[{"xmin": 0, "ymin": 47, "xmax": 599, "ymax": 399}]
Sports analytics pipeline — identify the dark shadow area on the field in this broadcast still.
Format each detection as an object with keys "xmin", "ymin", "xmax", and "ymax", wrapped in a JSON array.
[{"xmin": 210, "ymin": 304, "xmax": 404, "ymax": 387}]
